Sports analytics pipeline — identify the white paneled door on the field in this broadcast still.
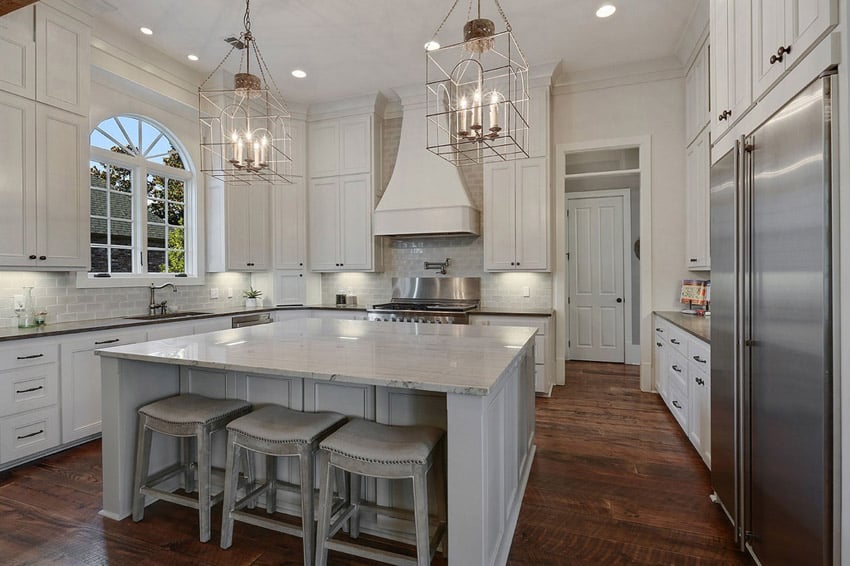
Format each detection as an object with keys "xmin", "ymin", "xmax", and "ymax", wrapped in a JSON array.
[{"xmin": 568, "ymin": 194, "xmax": 625, "ymax": 362}]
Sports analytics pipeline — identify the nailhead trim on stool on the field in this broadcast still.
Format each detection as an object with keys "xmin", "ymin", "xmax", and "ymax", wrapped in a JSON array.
[
  {"xmin": 219, "ymin": 405, "xmax": 347, "ymax": 566},
  {"xmin": 132, "ymin": 394, "xmax": 252, "ymax": 542},
  {"xmin": 315, "ymin": 418, "xmax": 448, "ymax": 566}
]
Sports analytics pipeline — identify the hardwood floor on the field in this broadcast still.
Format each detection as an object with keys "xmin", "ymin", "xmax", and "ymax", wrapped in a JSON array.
[{"xmin": 0, "ymin": 361, "xmax": 750, "ymax": 565}]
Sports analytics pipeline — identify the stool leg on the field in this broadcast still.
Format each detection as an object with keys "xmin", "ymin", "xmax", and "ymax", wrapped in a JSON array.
[
  {"xmin": 314, "ymin": 450, "xmax": 333, "ymax": 566},
  {"xmin": 132, "ymin": 417, "xmax": 152, "ymax": 522},
  {"xmin": 349, "ymin": 472, "xmax": 361, "ymax": 539},
  {"xmin": 299, "ymin": 447, "xmax": 316, "ymax": 566},
  {"xmin": 197, "ymin": 426, "xmax": 212, "ymax": 542},
  {"xmin": 335, "ymin": 468, "xmax": 349, "ymax": 534},
  {"xmin": 181, "ymin": 436, "xmax": 194, "ymax": 493},
  {"xmin": 266, "ymin": 454, "xmax": 277, "ymax": 514},
  {"xmin": 436, "ymin": 440, "xmax": 448, "ymax": 557},
  {"xmin": 220, "ymin": 432, "xmax": 241, "ymax": 549},
  {"xmin": 242, "ymin": 448, "xmax": 255, "ymax": 510},
  {"xmin": 413, "ymin": 464, "xmax": 431, "ymax": 566}
]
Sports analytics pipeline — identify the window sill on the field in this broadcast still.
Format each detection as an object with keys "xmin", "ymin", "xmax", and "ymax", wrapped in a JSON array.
[{"xmin": 75, "ymin": 272, "xmax": 206, "ymax": 289}]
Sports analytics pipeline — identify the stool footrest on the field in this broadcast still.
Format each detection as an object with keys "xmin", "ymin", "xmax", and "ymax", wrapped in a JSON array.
[
  {"xmin": 324, "ymin": 539, "xmax": 418, "ymax": 566},
  {"xmin": 141, "ymin": 486, "xmax": 225, "ymax": 510},
  {"xmin": 230, "ymin": 509, "xmax": 305, "ymax": 539}
]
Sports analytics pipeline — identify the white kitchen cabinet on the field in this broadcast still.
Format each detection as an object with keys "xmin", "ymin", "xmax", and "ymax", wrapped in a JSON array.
[
  {"xmin": 526, "ymin": 85, "xmax": 550, "ymax": 159},
  {"xmin": 484, "ymin": 157, "xmax": 549, "ymax": 272},
  {"xmin": 308, "ymin": 114, "xmax": 372, "ymax": 178},
  {"xmin": 145, "ymin": 321, "xmax": 196, "ymax": 341},
  {"xmin": 225, "ymin": 183, "xmax": 270, "ymax": 271},
  {"xmin": 35, "ymin": 3, "xmax": 90, "ymax": 117},
  {"xmin": 192, "ymin": 316, "xmax": 233, "ymax": 334},
  {"xmin": 654, "ymin": 328, "xmax": 668, "ymax": 402},
  {"xmin": 290, "ymin": 118, "xmax": 306, "ymax": 178},
  {"xmin": 0, "ymin": 341, "xmax": 59, "ymax": 419},
  {"xmin": 309, "ymin": 173, "xmax": 380, "ymax": 272},
  {"xmin": 0, "ymin": 95, "xmax": 88, "ymax": 269},
  {"xmin": 752, "ymin": 0, "xmax": 836, "ymax": 101},
  {"xmin": 685, "ymin": 129, "xmax": 710, "ymax": 270},
  {"xmin": 685, "ymin": 39, "xmax": 710, "ymax": 146},
  {"xmin": 0, "ymin": 5, "xmax": 35, "ymax": 99},
  {"xmin": 273, "ymin": 178, "xmax": 306, "ymax": 270},
  {"xmin": 274, "ymin": 271, "xmax": 306, "ymax": 305},
  {"xmin": 59, "ymin": 328, "xmax": 146, "ymax": 443},
  {"xmin": 711, "ymin": 0, "xmax": 752, "ymax": 138},
  {"xmin": 470, "ymin": 314, "xmax": 553, "ymax": 394},
  {"xmin": 688, "ymin": 340, "xmax": 711, "ymax": 468}
]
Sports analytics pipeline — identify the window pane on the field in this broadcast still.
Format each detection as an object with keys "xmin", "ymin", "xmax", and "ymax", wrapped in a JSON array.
[
  {"xmin": 168, "ymin": 203, "xmax": 184, "ymax": 226},
  {"xmin": 163, "ymin": 148, "xmax": 185, "ymax": 169},
  {"xmin": 147, "ymin": 199, "xmax": 165, "ymax": 223},
  {"xmin": 116, "ymin": 116, "xmax": 140, "ymax": 153},
  {"xmin": 91, "ymin": 188, "xmax": 107, "ymax": 217},
  {"xmin": 91, "ymin": 217, "xmax": 107, "ymax": 244},
  {"xmin": 167, "ymin": 179, "xmax": 184, "ymax": 202},
  {"xmin": 141, "ymin": 121, "xmax": 161, "ymax": 155},
  {"xmin": 110, "ymin": 192, "xmax": 132, "ymax": 220},
  {"xmin": 168, "ymin": 226, "xmax": 184, "ymax": 250},
  {"xmin": 110, "ymin": 248, "xmax": 133, "ymax": 273},
  {"xmin": 147, "ymin": 250, "xmax": 165, "ymax": 273},
  {"xmin": 110, "ymin": 220, "xmax": 132, "ymax": 247},
  {"xmin": 90, "ymin": 162, "xmax": 107, "ymax": 188},
  {"xmin": 109, "ymin": 165, "xmax": 132, "ymax": 192},
  {"xmin": 90, "ymin": 247, "xmax": 108, "ymax": 272},
  {"xmin": 147, "ymin": 223, "xmax": 165, "ymax": 248},
  {"xmin": 147, "ymin": 174, "xmax": 165, "ymax": 199},
  {"xmin": 167, "ymin": 250, "xmax": 185, "ymax": 273}
]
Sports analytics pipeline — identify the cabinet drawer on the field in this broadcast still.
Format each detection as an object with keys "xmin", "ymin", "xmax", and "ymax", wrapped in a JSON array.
[
  {"xmin": 667, "ymin": 381, "xmax": 689, "ymax": 433},
  {"xmin": 472, "ymin": 315, "xmax": 547, "ymax": 335},
  {"xmin": 666, "ymin": 326, "xmax": 688, "ymax": 356},
  {"xmin": 0, "ymin": 405, "xmax": 59, "ymax": 464},
  {"xmin": 668, "ymin": 350, "xmax": 688, "ymax": 393},
  {"xmin": 688, "ymin": 338, "xmax": 710, "ymax": 372},
  {"xmin": 0, "ymin": 363, "xmax": 58, "ymax": 417},
  {"xmin": 0, "ymin": 342, "xmax": 58, "ymax": 369},
  {"xmin": 653, "ymin": 318, "xmax": 671, "ymax": 339}
]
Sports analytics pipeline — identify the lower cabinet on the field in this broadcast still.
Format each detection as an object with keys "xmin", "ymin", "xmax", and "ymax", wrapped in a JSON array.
[
  {"xmin": 654, "ymin": 315, "xmax": 711, "ymax": 468},
  {"xmin": 469, "ymin": 315, "xmax": 553, "ymax": 394}
]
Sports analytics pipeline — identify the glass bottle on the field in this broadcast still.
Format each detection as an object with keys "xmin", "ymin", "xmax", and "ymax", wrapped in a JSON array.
[{"xmin": 17, "ymin": 286, "xmax": 36, "ymax": 328}]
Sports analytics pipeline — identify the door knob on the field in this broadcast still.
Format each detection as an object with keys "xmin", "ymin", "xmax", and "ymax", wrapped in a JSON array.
[{"xmin": 616, "ymin": 298, "xmax": 623, "ymax": 303}]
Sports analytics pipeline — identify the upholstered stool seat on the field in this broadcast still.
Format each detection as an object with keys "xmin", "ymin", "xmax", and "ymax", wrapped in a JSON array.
[
  {"xmin": 220, "ymin": 405, "xmax": 347, "ymax": 566},
  {"xmin": 315, "ymin": 418, "xmax": 447, "ymax": 566},
  {"xmin": 132, "ymin": 394, "xmax": 252, "ymax": 542}
]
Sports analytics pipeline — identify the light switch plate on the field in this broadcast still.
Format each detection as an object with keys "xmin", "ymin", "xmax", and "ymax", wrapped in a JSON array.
[
  {"xmin": 522, "ymin": 286, "xmax": 530, "ymax": 297},
  {"xmin": 209, "ymin": 288, "xmax": 219, "ymax": 299}
]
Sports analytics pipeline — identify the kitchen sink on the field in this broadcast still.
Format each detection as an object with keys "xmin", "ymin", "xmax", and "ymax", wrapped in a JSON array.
[{"xmin": 123, "ymin": 311, "xmax": 209, "ymax": 320}]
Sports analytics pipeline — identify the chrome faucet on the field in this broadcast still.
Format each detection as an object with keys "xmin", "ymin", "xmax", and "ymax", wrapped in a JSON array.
[{"xmin": 149, "ymin": 283, "xmax": 177, "ymax": 315}]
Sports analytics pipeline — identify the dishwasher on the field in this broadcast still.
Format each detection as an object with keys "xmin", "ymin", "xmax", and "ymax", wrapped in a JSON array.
[{"xmin": 231, "ymin": 312, "xmax": 273, "ymax": 328}]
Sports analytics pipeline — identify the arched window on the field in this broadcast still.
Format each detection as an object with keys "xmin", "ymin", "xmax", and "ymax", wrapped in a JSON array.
[{"xmin": 88, "ymin": 116, "xmax": 194, "ymax": 277}]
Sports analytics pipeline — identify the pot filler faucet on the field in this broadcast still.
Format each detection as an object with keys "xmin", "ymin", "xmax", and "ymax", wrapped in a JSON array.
[{"xmin": 149, "ymin": 283, "xmax": 177, "ymax": 315}]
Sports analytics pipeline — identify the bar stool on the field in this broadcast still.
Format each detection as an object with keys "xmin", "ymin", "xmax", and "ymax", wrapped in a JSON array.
[
  {"xmin": 315, "ymin": 418, "xmax": 447, "ymax": 566},
  {"xmin": 219, "ymin": 405, "xmax": 347, "ymax": 566},
  {"xmin": 132, "ymin": 393, "xmax": 252, "ymax": 542}
]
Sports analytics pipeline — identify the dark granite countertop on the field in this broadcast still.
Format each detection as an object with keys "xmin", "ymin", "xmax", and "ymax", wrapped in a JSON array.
[{"xmin": 654, "ymin": 311, "xmax": 710, "ymax": 343}]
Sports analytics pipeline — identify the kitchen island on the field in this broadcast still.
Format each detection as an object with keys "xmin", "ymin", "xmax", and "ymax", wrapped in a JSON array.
[{"xmin": 97, "ymin": 317, "xmax": 537, "ymax": 566}]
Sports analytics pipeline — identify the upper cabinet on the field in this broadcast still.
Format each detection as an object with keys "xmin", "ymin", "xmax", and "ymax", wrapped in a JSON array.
[
  {"xmin": 273, "ymin": 178, "xmax": 306, "ymax": 270},
  {"xmin": 526, "ymin": 86, "xmax": 550, "ymax": 159},
  {"xmin": 0, "ymin": 6, "xmax": 35, "ymax": 99},
  {"xmin": 484, "ymin": 157, "xmax": 550, "ymax": 271},
  {"xmin": 685, "ymin": 39, "xmax": 710, "ymax": 146},
  {"xmin": 308, "ymin": 114, "xmax": 372, "ymax": 178},
  {"xmin": 35, "ymin": 4, "xmax": 90, "ymax": 117},
  {"xmin": 711, "ymin": 0, "xmax": 751, "ymax": 138},
  {"xmin": 225, "ymin": 184, "xmax": 270, "ymax": 271},
  {"xmin": 685, "ymin": 129, "xmax": 710, "ymax": 271},
  {"xmin": 753, "ymin": 0, "xmax": 836, "ymax": 100}
]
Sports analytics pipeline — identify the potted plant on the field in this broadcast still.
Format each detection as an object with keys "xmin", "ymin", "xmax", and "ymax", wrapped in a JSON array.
[{"xmin": 243, "ymin": 287, "xmax": 263, "ymax": 308}]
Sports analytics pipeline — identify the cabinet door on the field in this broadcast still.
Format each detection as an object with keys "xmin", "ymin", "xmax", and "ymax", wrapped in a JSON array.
[
  {"xmin": 274, "ymin": 270, "xmax": 306, "ymax": 305},
  {"xmin": 309, "ymin": 177, "xmax": 341, "ymax": 271},
  {"xmin": 60, "ymin": 329, "xmax": 146, "ymax": 442},
  {"xmin": 686, "ymin": 40, "xmax": 710, "ymax": 144},
  {"xmin": 0, "ymin": 91, "xmax": 36, "ymax": 266},
  {"xmin": 35, "ymin": 4, "xmax": 89, "ymax": 116},
  {"xmin": 688, "ymin": 364, "xmax": 711, "ymax": 467},
  {"xmin": 290, "ymin": 119, "xmax": 306, "ymax": 178},
  {"xmin": 515, "ymin": 157, "xmax": 549, "ymax": 271},
  {"xmin": 784, "ymin": 0, "xmax": 836, "ymax": 68},
  {"xmin": 483, "ymin": 162, "xmax": 517, "ymax": 270},
  {"xmin": 225, "ymin": 185, "xmax": 252, "ymax": 270},
  {"xmin": 753, "ymin": 0, "xmax": 786, "ymax": 100},
  {"xmin": 710, "ymin": 0, "xmax": 730, "ymax": 137},
  {"xmin": 654, "ymin": 337, "xmax": 668, "ymax": 401},
  {"xmin": 273, "ymin": 178, "xmax": 305, "ymax": 269},
  {"xmin": 247, "ymin": 184, "xmax": 270, "ymax": 270},
  {"xmin": 36, "ymin": 105, "xmax": 88, "ymax": 268},
  {"xmin": 0, "ymin": 5, "xmax": 35, "ymax": 99},
  {"xmin": 339, "ymin": 115, "xmax": 371, "ymax": 175},
  {"xmin": 339, "ymin": 173, "xmax": 372, "ymax": 270},
  {"xmin": 307, "ymin": 120, "xmax": 339, "ymax": 178},
  {"xmin": 526, "ymin": 86, "xmax": 549, "ymax": 159},
  {"xmin": 729, "ymin": 0, "xmax": 753, "ymax": 123},
  {"xmin": 685, "ymin": 130, "xmax": 710, "ymax": 270}
]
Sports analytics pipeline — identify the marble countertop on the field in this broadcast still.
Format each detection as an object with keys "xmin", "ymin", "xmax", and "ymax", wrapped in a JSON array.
[
  {"xmin": 654, "ymin": 311, "xmax": 711, "ymax": 343},
  {"xmin": 97, "ymin": 317, "xmax": 537, "ymax": 396}
]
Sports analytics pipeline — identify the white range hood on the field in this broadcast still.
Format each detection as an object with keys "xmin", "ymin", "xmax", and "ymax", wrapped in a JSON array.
[{"xmin": 374, "ymin": 92, "xmax": 480, "ymax": 237}]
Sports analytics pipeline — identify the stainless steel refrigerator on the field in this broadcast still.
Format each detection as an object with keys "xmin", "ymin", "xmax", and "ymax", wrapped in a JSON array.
[{"xmin": 710, "ymin": 73, "xmax": 836, "ymax": 565}]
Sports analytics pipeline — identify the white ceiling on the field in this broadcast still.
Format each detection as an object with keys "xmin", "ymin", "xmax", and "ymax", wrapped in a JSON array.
[{"xmin": 93, "ymin": 0, "xmax": 700, "ymax": 105}]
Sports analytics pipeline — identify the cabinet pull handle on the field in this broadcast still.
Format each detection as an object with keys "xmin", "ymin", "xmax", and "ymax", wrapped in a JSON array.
[
  {"xmin": 670, "ymin": 338, "xmax": 681, "ymax": 345},
  {"xmin": 95, "ymin": 338, "xmax": 120, "ymax": 345},
  {"xmin": 655, "ymin": 328, "xmax": 663, "ymax": 333},
  {"xmin": 693, "ymin": 355, "xmax": 707, "ymax": 363},
  {"xmin": 672, "ymin": 364, "xmax": 682, "ymax": 373},
  {"xmin": 16, "ymin": 385, "xmax": 44, "ymax": 394},
  {"xmin": 672, "ymin": 400, "xmax": 682, "ymax": 409},
  {"xmin": 17, "ymin": 354, "xmax": 44, "ymax": 360},
  {"xmin": 17, "ymin": 429, "xmax": 43, "ymax": 440},
  {"xmin": 656, "ymin": 342, "xmax": 662, "ymax": 347},
  {"xmin": 689, "ymin": 258, "xmax": 698, "ymax": 262}
]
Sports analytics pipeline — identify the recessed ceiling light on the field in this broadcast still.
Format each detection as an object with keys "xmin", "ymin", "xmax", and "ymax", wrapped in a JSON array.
[
  {"xmin": 424, "ymin": 40, "xmax": 440, "ymax": 51},
  {"xmin": 140, "ymin": 27, "xmax": 153, "ymax": 35},
  {"xmin": 187, "ymin": 54, "xmax": 199, "ymax": 61},
  {"xmin": 291, "ymin": 69, "xmax": 307, "ymax": 79},
  {"xmin": 596, "ymin": 4, "xmax": 616, "ymax": 18}
]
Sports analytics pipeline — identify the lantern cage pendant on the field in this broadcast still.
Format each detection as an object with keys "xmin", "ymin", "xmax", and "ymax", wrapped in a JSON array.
[
  {"xmin": 198, "ymin": 0, "xmax": 293, "ymax": 184},
  {"xmin": 426, "ymin": 0, "xmax": 529, "ymax": 166}
]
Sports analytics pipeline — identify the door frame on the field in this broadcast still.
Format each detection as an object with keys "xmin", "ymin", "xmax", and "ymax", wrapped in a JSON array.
[
  {"xmin": 554, "ymin": 136, "xmax": 653, "ymax": 390},
  {"xmin": 565, "ymin": 189, "xmax": 637, "ymax": 365}
]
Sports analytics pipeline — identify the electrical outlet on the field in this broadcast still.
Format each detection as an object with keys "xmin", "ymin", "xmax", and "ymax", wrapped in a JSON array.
[
  {"xmin": 227, "ymin": 288, "xmax": 233, "ymax": 299},
  {"xmin": 209, "ymin": 288, "xmax": 219, "ymax": 299},
  {"xmin": 522, "ymin": 286, "xmax": 531, "ymax": 298},
  {"xmin": 12, "ymin": 295, "xmax": 24, "ymax": 311}
]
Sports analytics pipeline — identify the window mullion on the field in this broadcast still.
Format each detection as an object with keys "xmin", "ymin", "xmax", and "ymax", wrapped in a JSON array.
[{"xmin": 136, "ymin": 164, "xmax": 147, "ymax": 274}]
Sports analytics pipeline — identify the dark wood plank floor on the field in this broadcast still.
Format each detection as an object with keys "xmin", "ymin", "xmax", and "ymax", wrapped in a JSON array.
[{"xmin": 0, "ymin": 361, "xmax": 750, "ymax": 565}]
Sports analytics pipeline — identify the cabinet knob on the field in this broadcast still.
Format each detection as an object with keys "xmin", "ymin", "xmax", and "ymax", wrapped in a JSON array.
[
  {"xmin": 299, "ymin": 274, "xmax": 303, "ymax": 277},
  {"xmin": 29, "ymin": 254, "xmax": 37, "ymax": 260},
  {"xmin": 510, "ymin": 262, "xmax": 515, "ymax": 266},
  {"xmin": 516, "ymin": 262, "xmax": 520, "ymax": 266},
  {"xmin": 39, "ymin": 255, "xmax": 46, "ymax": 260},
  {"xmin": 299, "ymin": 262, "xmax": 303, "ymax": 267},
  {"xmin": 777, "ymin": 44, "xmax": 791, "ymax": 57},
  {"xmin": 616, "ymin": 298, "xmax": 623, "ymax": 303}
]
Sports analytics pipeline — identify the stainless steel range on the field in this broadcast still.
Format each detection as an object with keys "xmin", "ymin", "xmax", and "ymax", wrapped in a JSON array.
[{"xmin": 367, "ymin": 277, "xmax": 480, "ymax": 324}]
